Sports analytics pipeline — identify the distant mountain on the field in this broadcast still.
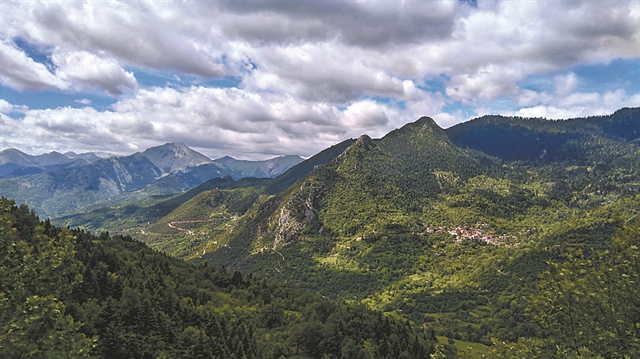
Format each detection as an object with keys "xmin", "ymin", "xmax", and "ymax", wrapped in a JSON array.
[
  {"xmin": 212, "ymin": 155, "xmax": 304, "ymax": 179},
  {"xmin": 125, "ymin": 108, "xmax": 639, "ymax": 352},
  {"xmin": 446, "ymin": 107, "xmax": 640, "ymax": 162},
  {"xmin": 54, "ymin": 140, "xmax": 353, "ymax": 234},
  {"xmin": 0, "ymin": 148, "xmax": 102, "ymax": 178},
  {"xmin": 141, "ymin": 142, "xmax": 212, "ymax": 174},
  {"xmin": 0, "ymin": 143, "xmax": 302, "ymax": 218},
  {"xmin": 0, "ymin": 148, "xmax": 35, "ymax": 167},
  {"xmin": 31, "ymin": 151, "xmax": 73, "ymax": 166},
  {"xmin": 63, "ymin": 151, "xmax": 103, "ymax": 162},
  {"xmin": 0, "ymin": 153, "xmax": 163, "ymax": 218}
]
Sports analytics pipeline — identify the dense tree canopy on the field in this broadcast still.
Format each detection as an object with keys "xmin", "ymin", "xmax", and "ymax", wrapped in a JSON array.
[{"xmin": 0, "ymin": 197, "xmax": 435, "ymax": 358}]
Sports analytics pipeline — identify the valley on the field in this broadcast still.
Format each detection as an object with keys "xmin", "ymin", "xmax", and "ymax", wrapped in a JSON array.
[{"xmin": 3, "ymin": 108, "xmax": 639, "ymax": 358}]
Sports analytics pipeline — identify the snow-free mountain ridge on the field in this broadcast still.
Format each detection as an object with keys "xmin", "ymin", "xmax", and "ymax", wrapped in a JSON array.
[{"xmin": 0, "ymin": 143, "xmax": 303, "ymax": 218}]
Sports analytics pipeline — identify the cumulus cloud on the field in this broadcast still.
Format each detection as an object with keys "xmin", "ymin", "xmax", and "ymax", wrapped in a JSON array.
[
  {"xmin": 434, "ymin": 0, "xmax": 639, "ymax": 102},
  {"xmin": 0, "ymin": 38, "xmax": 68, "ymax": 90},
  {"xmin": 241, "ymin": 42, "xmax": 423, "ymax": 103},
  {"xmin": 2, "ymin": 0, "xmax": 637, "ymax": 103},
  {"xmin": 555, "ymin": 73, "xmax": 578, "ymax": 96},
  {"xmin": 0, "ymin": 99, "xmax": 28, "ymax": 115},
  {"xmin": 3, "ymin": 87, "xmax": 423, "ymax": 159},
  {"xmin": 0, "ymin": 0, "xmax": 638, "ymax": 157},
  {"xmin": 75, "ymin": 99, "xmax": 92, "ymax": 105},
  {"xmin": 217, "ymin": 0, "xmax": 457, "ymax": 48},
  {"xmin": 509, "ymin": 89, "xmax": 640, "ymax": 119},
  {"xmin": 2, "ymin": 1, "xmax": 230, "ymax": 77},
  {"xmin": 53, "ymin": 50, "xmax": 138, "ymax": 95}
]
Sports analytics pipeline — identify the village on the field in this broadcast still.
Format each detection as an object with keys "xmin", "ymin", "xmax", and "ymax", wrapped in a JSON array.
[{"xmin": 420, "ymin": 222, "xmax": 519, "ymax": 247}]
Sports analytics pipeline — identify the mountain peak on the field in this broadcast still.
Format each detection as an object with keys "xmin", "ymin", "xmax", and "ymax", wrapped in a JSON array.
[
  {"xmin": 142, "ymin": 143, "xmax": 211, "ymax": 174},
  {"xmin": 214, "ymin": 155, "xmax": 236, "ymax": 163},
  {"xmin": 356, "ymin": 134, "xmax": 373, "ymax": 143},
  {"xmin": 146, "ymin": 142, "xmax": 190, "ymax": 154},
  {"xmin": 0, "ymin": 148, "xmax": 32, "ymax": 166},
  {"xmin": 0, "ymin": 148, "xmax": 28, "ymax": 157},
  {"xmin": 415, "ymin": 116, "xmax": 440, "ymax": 127},
  {"xmin": 380, "ymin": 116, "xmax": 449, "ymax": 150}
]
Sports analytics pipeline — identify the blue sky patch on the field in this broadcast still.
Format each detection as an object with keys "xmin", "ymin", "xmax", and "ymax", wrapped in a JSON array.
[
  {"xmin": 132, "ymin": 68, "xmax": 242, "ymax": 89},
  {"xmin": 572, "ymin": 58, "xmax": 639, "ymax": 94},
  {"xmin": 419, "ymin": 74, "xmax": 449, "ymax": 94},
  {"xmin": 13, "ymin": 37, "xmax": 56, "ymax": 72},
  {"xmin": 443, "ymin": 101, "xmax": 478, "ymax": 120},
  {"xmin": 519, "ymin": 58, "xmax": 640, "ymax": 95},
  {"xmin": 1, "ymin": 85, "xmax": 117, "ymax": 112}
]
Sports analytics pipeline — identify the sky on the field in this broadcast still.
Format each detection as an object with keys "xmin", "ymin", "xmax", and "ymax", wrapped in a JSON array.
[{"xmin": 1, "ymin": 0, "xmax": 639, "ymax": 160}]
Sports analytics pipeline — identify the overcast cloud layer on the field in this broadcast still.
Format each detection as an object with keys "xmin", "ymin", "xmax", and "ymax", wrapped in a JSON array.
[{"xmin": 1, "ymin": 0, "xmax": 638, "ymax": 159}]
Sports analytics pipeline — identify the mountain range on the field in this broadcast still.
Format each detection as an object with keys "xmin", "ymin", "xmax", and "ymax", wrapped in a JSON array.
[
  {"xmin": 0, "ymin": 143, "xmax": 302, "ymax": 218},
  {"xmin": 62, "ymin": 107, "xmax": 637, "ymax": 357},
  {"xmin": 4, "ymin": 107, "xmax": 639, "ymax": 358},
  {"xmin": 0, "ymin": 148, "xmax": 104, "ymax": 178}
]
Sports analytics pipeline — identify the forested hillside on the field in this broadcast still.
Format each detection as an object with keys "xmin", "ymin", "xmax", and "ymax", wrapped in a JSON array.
[
  {"xmin": 447, "ymin": 107, "xmax": 640, "ymax": 162},
  {"xmin": 121, "ymin": 108, "xmax": 640, "ymax": 358},
  {"xmin": 0, "ymin": 197, "xmax": 436, "ymax": 358},
  {"xmin": 5, "ymin": 109, "xmax": 638, "ymax": 358},
  {"xmin": 55, "ymin": 139, "xmax": 356, "ymax": 238}
]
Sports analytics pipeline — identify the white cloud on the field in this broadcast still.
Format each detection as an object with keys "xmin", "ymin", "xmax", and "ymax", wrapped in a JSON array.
[
  {"xmin": 0, "ymin": 38, "xmax": 68, "ymax": 90},
  {"xmin": 53, "ymin": 50, "xmax": 138, "ymax": 95},
  {"xmin": 342, "ymin": 100, "xmax": 391, "ymax": 129},
  {"xmin": 2, "ymin": 0, "xmax": 637, "ymax": 105},
  {"xmin": 4, "ymin": 1, "xmax": 231, "ymax": 75},
  {"xmin": 518, "ymin": 89, "xmax": 553, "ymax": 107},
  {"xmin": 0, "ymin": 99, "xmax": 12, "ymax": 114},
  {"xmin": 445, "ymin": 64, "xmax": 523, "ymax": 103},
  {"xmin": 509, "ymin": 89, "xmax": 640, "ymax": 119},
  {"xmin": 555, "ymin": 73, "xmax": 578, "ymax": 96},
  {"xmin": 435, "ymin": 0, "xmax": 639, "ymax": 102},
  {"xmin": 0, "ymin": 0, "xmax": 638, "ymax": 157},
  {"xmin": 0, "ymin": 99, "xmax": 28, "ymax": 114},
  {"xmin": 75, "ymin": 98, "xmax": 92, "ymax": 105},
  {"xmin": 4, "ymin": 86, "xmax": 417, "ymax": 159}
]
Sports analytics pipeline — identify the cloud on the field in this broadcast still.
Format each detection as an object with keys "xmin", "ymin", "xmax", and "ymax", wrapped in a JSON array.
[
  {"xmin": 75, "ymin": 99, "xmax": 92, "ymax": 105},
  {"xmin": 434, "ymin": 0, "xmax": 639, "ymax": 102},
  {"xmin": 2, "ymin": 0, "xmax": 637, "ymax": 105},
  {"xmin": 555, "ymin": 73, "xmax": 578, "ymax": 96},
  {"xmin": 509, "ymin": 89, "xmax": 640, "ymax": 119},
  {"xmin": 217, "ymin": 0, "xmax": 457, "ymax": 48},
  {"xmin": 0, "ymin": 99, "xmax": 28, "ymax": 114},
  {"xmin": 342, "ymin": 100, "xmax": 391, "ymax": 129},
  {"xmin": 0, "ymin": 38, "xmax": 68, "ymax": 90},
  {"xmin": 0, "ymin": 37, "xmax": 137, "ymax": 96},
  {"xmin": 0, "ymin": 0, "xmax": 638, "ymax": 158},
  {"xmin": 53, "ymin": 50, "xmax": 138, "ymax": 95},
  {"xmin": 518, "ymin": 89, "xmax": 553, "ymax": 107},
  {"xmin": 3, "ymin": 87, "xmax": 418, "ymax": 159},
  {"xmin": 1, "ymin": 83, "xmax": 460, "ymax": 159},
  {"xmin": 241, "ymin": 42, "xmax": 423, "ymax": 103},
  {"xmin": 2, "ymin": 1, "xmax": 231, "ymax": 77}
]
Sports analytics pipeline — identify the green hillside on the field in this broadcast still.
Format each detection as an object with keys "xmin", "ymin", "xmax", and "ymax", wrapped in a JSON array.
[
  {"xmin": 128, "ymin": 109, "xmax": 640, "ymax": 357},
  {"xmin": 446, "ymin": 107, "xmax": 639, "ymax": 162},
  {"xmin": 25, "ymin": 108, "xmax": 639, "ymax": 358},
  {"xmin": 55, "ymin": 139, "xmax": 356, "ymax": 258},
  {"xmin": 1, "ymin": 197, "xmax": 437, "ymax": 358}
]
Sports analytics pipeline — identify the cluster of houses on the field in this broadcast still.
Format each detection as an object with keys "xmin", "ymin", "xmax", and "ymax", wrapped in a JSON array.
[{"xmin": 420, "ymin": 222, "xmax": 519, "ymax": 247}]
